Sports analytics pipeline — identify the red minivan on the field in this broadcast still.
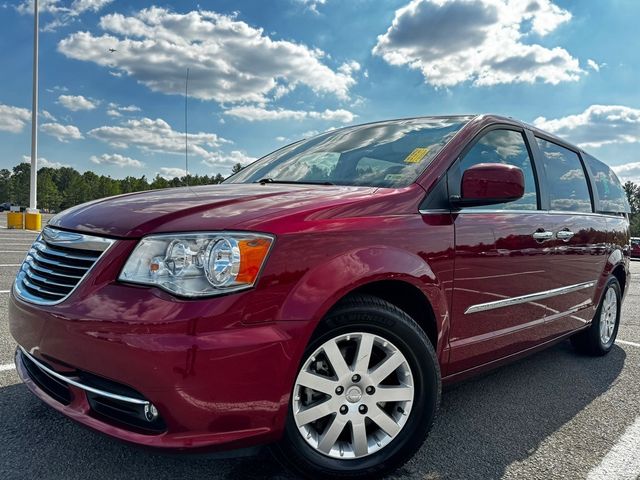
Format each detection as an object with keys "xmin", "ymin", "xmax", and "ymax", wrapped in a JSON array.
[{"xmin": 10, "ymin": 115, "xmax": 631, "ymax": 479}]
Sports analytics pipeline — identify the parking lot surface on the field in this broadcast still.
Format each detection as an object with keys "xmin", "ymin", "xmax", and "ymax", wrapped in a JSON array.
[{"xmin": 0, "ymin": 216, "xmax": 638, "ymax": 479}]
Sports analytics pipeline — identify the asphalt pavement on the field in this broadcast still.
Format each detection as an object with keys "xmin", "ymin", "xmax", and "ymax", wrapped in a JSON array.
[{"xmin": 0, "ymin": 215, "xmax": 638, "ymax": 479}]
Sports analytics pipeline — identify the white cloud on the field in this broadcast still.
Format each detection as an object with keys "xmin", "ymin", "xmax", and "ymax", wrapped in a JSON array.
[
  {"xmin": 22, "ymin": 155, "xmax": 68, "ymax": 169},
  {"xmin": 0, "ymin": 103, "xmax": 31, "ymax": 133},
  {"xmin": 88, "ymin": 117, "xmax": 228, "ymax": 162},
  {"xmin": 225, "ymin": 105, "xmax": 355, "ymax": 123},
  {"xmin": 57, "ymin": 94, "xmax": 98, "ymax": 111},
  {"xmin": 587, "ymin": 59, "xmax": 600, "ymax": 72},
  {"xmin": 41, "ymin": 110, "xmax": 56, "ymax": 121},
  {"xmin": 17, "ymin": 0, "xmax": 113, "ymax": 30},
  {"xmin": 294, "ymin": 0, "xmax": 327, "ymax": 14},
  {"xmin": 58, "ymin": 7, "xmax": 358, "ymax": 103},
  {"xmin": 41, "ymin": 122, "xmax": 83, "ymax": 142},
  {"xmin": 90, "ymin": 153, "xmax": 143, "ymax": 168},
  {"xmin": 533, "ymin": 105, "xmax": 640, "ymax": 149},
  {"xmin": 201, "ymin": 150, "xmax": 256, "ymax": 168},
  {"xmin": 106, "ymin": 103, "xmax": 141, "ymax": 117},
  {"xmin": 612, "ymin": 162, "xmax": 640, "ymax": 184},
  {"xmin": 118, "ymin": 105, "xmax": 141, "ymax": 112},
  {"xmin": 158, "ymin": 167, "xmax": 187, "ymax": 179},
  {"xmin": 372, "ymin": 0, "xmax": 582, "ymax": 87}
]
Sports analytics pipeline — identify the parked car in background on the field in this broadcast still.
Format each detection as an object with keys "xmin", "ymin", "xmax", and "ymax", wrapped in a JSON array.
[
  {"xmin": 631, "ymin": 237, "xmax": 640, "ymax": 259},
  {"xmin": 9, "ymin": 114, "xmax": 631, "ymax": 479},
  {"xmin": 0, "ymin": 202, "xmax": 15, "ymax": 211}
]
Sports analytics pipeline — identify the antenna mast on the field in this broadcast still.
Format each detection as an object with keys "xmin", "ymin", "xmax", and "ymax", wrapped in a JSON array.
[{"xmin": 184, "ymin": 67, "xmax": 189, "ymax": 187}]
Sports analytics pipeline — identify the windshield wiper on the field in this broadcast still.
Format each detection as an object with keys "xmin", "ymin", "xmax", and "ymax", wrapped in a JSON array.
[{"xmin": 256, "ymin": 178, "xmax": 334, "ymax": 186}]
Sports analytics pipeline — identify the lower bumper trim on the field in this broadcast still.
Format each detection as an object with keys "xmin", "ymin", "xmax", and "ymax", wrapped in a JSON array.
[{"xmin": 18, "ymin": 345, "xmax": 149, "ymax": 406}]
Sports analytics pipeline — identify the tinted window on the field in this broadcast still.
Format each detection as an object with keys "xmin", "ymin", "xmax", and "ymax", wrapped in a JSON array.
[
  {"xmin": 459, "ymin": 129, "xmax": 538, "ymax": 210},
  {"xmin": 536, "ymin": 138, "xmax": 592, "ymax": 213},
  {"xmin": 226, "ymin": 117, "xmax": 472, "ymax": 188},
  {"xmin": 583, "ymin": 154, "xmax": 631, "ymax": 213}
]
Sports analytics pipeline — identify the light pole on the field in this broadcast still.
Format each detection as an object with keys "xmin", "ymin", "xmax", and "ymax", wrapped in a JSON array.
[{"xmin": 26, "ymin": 0, "xmax": 41, "ymax": 230}]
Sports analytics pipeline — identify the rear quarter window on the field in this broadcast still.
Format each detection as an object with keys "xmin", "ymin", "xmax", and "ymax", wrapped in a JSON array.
[
  {"xmin": 583, "ymin": 154, "xmax": 631, "ymax": 214},
  {"xmin": 535, "ymin": 137, "xmax": 593, "ymax": 213}
]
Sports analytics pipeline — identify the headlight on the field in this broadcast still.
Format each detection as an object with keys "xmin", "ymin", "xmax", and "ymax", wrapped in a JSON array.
[{"xmin": 119, "ymin": 232, "xmax": 274, "ymax": 297}]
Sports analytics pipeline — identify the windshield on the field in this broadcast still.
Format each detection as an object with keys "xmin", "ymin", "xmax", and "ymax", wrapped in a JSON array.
[{"xmin": 225, "ymin": 116, "xmax": 472, "ymax": 188}]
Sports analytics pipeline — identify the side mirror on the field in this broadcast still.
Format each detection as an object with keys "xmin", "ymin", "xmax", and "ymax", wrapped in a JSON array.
[{"xmin": 453, "ymin": 163, "xmax": 525, "ymax": 207}]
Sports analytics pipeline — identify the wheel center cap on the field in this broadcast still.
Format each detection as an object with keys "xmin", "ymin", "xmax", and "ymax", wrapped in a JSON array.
[{"xmin": 345, "ymin": 385, "xmax": 363, "ymax": 403}]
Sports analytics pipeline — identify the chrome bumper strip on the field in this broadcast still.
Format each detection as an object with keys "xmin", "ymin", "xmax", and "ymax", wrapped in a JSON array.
[
  {"xmin": 18, "ymin": 346, "xmax": 149, "ymax": 406},
  {"xmin": 464, "ymin": 281, "xmax": 596, "ymax": 315}
]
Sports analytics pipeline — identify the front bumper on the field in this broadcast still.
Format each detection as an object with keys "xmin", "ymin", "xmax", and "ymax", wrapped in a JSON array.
[{"xmin": 9, "ymin": 285, "xmax": 309, "ymax": 451}]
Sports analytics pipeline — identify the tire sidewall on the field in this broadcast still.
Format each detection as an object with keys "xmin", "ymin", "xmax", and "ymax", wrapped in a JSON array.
[
  {"xmin": 593, "ymin": 278, "xmax": 621, "ymax": 352},
  {"xmin": 276, "ymin": 299, "xmax": 440, "ymax": 478}
]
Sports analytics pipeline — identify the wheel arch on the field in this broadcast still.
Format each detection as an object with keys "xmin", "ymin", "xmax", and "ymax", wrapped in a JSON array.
[{"xmin": 278, "ymin": 245, "xmax": 450, "ymax": 361}]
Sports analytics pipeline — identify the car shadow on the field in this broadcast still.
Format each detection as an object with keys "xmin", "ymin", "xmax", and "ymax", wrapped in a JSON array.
[
  {"xmin": 0, "ymin": 341, "xmax": 625, "ymax": 480},
  {"xmin": 390, "ymin": 341, "xmax": 626, "ymax": 479}
]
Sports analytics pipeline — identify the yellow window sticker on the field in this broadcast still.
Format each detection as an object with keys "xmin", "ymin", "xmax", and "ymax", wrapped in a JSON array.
[{"xmin": 404, "ymin": 147, "xmax": 429, "ymax": 164}]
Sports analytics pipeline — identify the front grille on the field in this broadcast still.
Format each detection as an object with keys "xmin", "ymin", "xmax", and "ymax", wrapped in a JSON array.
[{"xmin": 14, "ymin": 226, "xmax": 114, "ymax": 305}]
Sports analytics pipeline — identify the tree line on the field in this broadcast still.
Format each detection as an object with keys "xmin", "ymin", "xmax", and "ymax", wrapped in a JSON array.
[
  {"xmin": 0, "ymin": 161, "xmax": 639, "ymax": 235},
  {"xmin": 0, "ymin": 162, "xmax": 243, "ymax": 213},
  {"xmin": 624, "ymin": 181, "xmax": 640, "ymax": 236}
]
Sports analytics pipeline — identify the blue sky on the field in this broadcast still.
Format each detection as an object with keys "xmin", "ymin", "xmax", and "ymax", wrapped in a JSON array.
[{"xmin": 1, "ymin": 0, "xmax": 640, "ymax": 182}]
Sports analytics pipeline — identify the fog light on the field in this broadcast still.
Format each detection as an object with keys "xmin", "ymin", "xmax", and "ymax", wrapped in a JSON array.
[{"xmin": 144, "ymin": 403, "xmax": 159, "ymax": 422}]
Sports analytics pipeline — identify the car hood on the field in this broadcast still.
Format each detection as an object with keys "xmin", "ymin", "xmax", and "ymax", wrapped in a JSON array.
[{"xmin": 48, "ymin": 183, "xmax": 381, "ymax": 238}]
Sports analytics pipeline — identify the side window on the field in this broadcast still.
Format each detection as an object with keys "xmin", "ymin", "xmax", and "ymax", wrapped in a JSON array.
[
  {"xmin": 458, "ymin": 129, "xmax": 538, "ymax": 210},
  {"xmin": 583, "ymin": 154, "xmax": 631, "ymax": 213},
  {"xmin": 536, "ymin": 138, "xmax": 592, "ymax": 213}
]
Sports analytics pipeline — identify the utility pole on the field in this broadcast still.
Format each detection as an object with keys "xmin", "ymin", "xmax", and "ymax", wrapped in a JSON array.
[{"xmin": 26, "ymin": 0, "xmax": 41, "ymax": 230}]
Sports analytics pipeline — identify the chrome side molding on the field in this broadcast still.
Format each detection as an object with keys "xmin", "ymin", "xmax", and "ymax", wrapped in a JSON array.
[
  {"xmin": 18, "ymin": 346, "xmax": 149, "ymax": 406},
  {"xmin": 464, "ymin": 281, "xmax": 595, "ymax": 315}
]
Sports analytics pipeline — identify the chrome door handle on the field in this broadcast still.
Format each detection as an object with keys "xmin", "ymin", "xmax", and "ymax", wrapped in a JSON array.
[
  {"xmin": 532, "ymin": 229, "xmax": 554, "ymax": 241},
  {"xmin": 556, "ymin": 229, "xmax": 575, "ymax": 241}
]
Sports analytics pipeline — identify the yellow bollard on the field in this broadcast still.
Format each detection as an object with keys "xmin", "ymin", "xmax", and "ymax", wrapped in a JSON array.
[
  {"xmin": 7, "ymin": 211, "xmax": 24, "ymax": 229},
  {"xmin": 24, "ymin": 211, "xmax": 42, "ymax": 231}
]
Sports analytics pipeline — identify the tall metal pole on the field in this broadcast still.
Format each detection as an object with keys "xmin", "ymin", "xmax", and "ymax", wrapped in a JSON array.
[{"xmin": 29, "ymin": 0, "xmax": 39, "ymax": 211}]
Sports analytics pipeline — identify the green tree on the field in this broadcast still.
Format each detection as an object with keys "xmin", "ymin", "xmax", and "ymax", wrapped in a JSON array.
[
  {"xmin": 0, "ymin": 168, "xmax": 11, "ymax": 202},
  {"xmin": 10, "ymin": 163, "xmax": 31, "ymax": 206},
  {"xmin": 623, "ymin": 181, "xmax": 639, "ymax": 213},
  {"xmin": 37, "ymin": 168, "xmax": 61, "ymax": 212},
  {"xmin": 231, "ymin": 163, "xmax": 244, "ymax": 174}
]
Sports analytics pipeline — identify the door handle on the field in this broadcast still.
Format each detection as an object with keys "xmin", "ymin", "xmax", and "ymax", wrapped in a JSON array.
[
  {"xmin": 532, "ymin": 229, "xmax": 554, "ymax": 242},
  {"xmin": 556, "ymin": 229, "xmax": 575, "ymax": 241}
]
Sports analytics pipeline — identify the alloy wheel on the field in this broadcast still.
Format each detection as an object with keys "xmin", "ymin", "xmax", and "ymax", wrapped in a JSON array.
[
  {"xmin": 292, "ymin": 332, "xmax": 414, "ymax": 459},
  {"xmin": 600, "ymin": 287, "xmax": 618, "ymax": 345}
]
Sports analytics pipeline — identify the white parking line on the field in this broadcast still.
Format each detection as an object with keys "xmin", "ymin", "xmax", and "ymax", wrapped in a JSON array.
[
  {"xmin": 587, "ymin": 416, "xmax": 640, "ymax": 480},
  {"xmin": 0, "ymin": 251, "xmax": 29, "ymax": 253},
  {"xmin": 0, "ymin": 290, "xmax": 10, "ymax": 294},
  {"xmin": 617, "ymin": 339, "xmax": 640, "ymax": 348},
  {"xmin": 0, "ymin": 363, "xmax": 15, "ymax": 372},
  {"xmin": 0, "ymin": 264, "xmax": 20, "ymax": 267}
]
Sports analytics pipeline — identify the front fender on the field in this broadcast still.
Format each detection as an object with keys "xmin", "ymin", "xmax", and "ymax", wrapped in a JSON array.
[{"xmin": 279, "ymin": 246, "xmax": 450, "ymax": 357}]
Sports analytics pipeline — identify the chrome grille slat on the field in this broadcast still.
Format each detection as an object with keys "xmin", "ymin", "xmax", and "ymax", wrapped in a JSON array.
[
  {"xmin": 24, "ymin": 257, "xmax": 83, "ymax": 280},
  {"xmin": 33, "ymin": 241, "xmax": 101, "ymax": 261},
  {"xmin": 21, "ymin": 277, "xmax": 67, "ymax": 298},
  {"xmin": 14, "ymin": 227, "xmax": 115, "ymax": 305},
  {"xmin": 24, "ymin": 268, "xmax": 77, "ymax": 289},
  {"xmin": 30, "ymin": 249, "xmax": 89, "ymax": 271}
]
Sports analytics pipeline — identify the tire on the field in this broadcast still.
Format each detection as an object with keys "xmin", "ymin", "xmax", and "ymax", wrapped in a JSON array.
[
  {"xmin": 571, "ymin": 276, "xmax": 621, "ymax": 356},
  {"xmin": 271, "ymin": 294, "xmax": 441, "ymax": 480}
]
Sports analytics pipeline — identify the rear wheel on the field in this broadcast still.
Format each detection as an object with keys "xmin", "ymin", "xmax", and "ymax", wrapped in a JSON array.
[
  {"xmin": 271, "ymin": 295, "xmax": 440, "ymax": 479},
  {"xmin": 571, "ymin": 277, "xmax": 621, "ymax": 356}
]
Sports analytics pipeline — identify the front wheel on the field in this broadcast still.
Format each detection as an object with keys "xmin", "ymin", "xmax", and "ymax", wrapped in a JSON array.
[
  {"xmin": 271, "ymin": 295, "xmax": 440, "ymax": 479},
  {"xmin": 571, "ymin": 277, "xmax": 621, "ymax": 356}
]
